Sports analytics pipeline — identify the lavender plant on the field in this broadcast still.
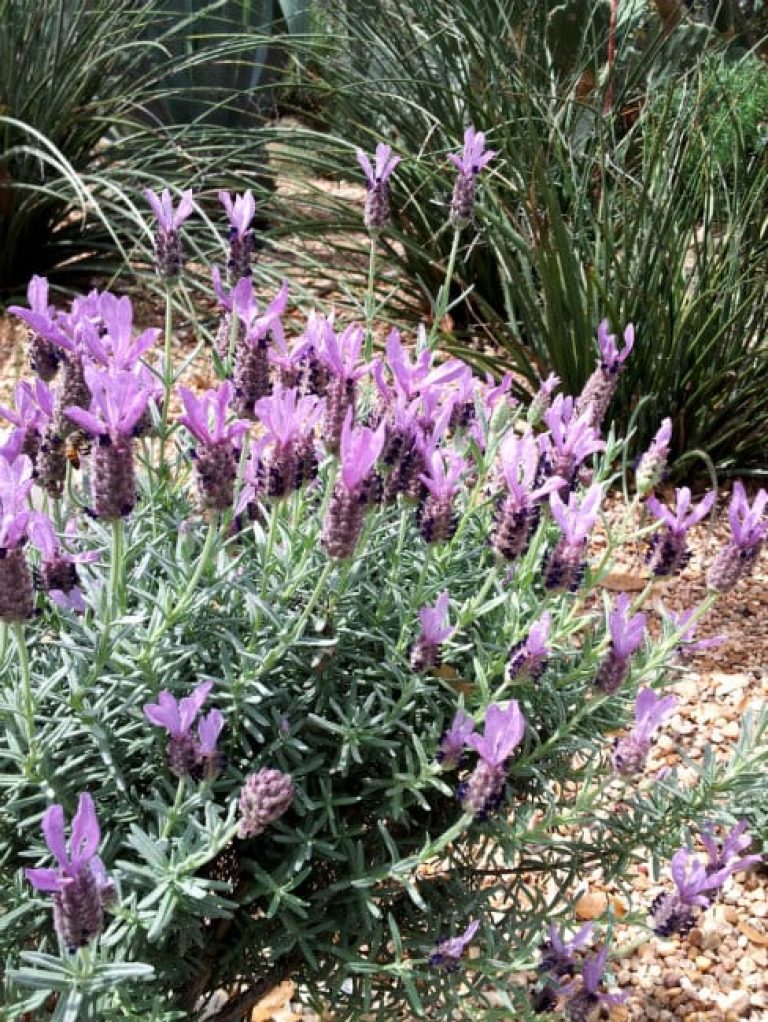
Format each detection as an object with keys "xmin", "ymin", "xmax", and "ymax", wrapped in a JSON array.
[{"xmin": 0, "ymin": 190, "xmax": 765, "ymax": 1022}]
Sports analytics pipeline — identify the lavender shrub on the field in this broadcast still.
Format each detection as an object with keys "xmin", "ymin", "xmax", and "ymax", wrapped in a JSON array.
[{"xmin": 0, "ymin": 166, "xmax": 765, "ymax": 1022}]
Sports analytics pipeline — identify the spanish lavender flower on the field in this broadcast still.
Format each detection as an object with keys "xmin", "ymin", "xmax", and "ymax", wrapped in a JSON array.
[
  {"xmin": 563, "ymin": 947, "xmax": 627, "ymax": 1021},
  {"xmin": 410, "ymin": 590, "xmax": 456, "ymax": 671},
  {"xmin": 700, "ymin": 820, "xmax": 762, "ymax": 879},
  {"xmin": 238, "ymin": 768, "xmax": 294, "ymax": 838},
  {"xmin": 143, "ymin": 681, "xmax": 217, "ymax": 778},
  {"xmin": 538, "ymin": 922, "xmax": 593, "ymax": 978},
  {"xmin": 448, "ymin": 127, "xmax": 496, "ymax": 227},
  {"xmin": 636, "ymin": 417, "xmax": 673, "ymax": 496},
  {"xmin": 612, "ymin": 687, "xmax": 676, "ymax": 775},
  {"xmin": 429, "ymin": 919, "xmax": 480, "ymax": 972},
  {"xmin": 651, "ymin": 848, "xmax": 731, "ymax": 936},
  {"xmin": 219, "ymin": 190, "xmax": 256, "ymax": 279},
  {"xmin": 646, "ymin": 487, "xmax": 716, "ymax": 577},
  {"xmin": 545, "ymin": 484, "xmax": 604, "ymax": 592},
  {"xmin": 25, "ymin": 793, "xmax": 116, "ymax": 952},
  {"xmin": 707, "ymin": 481, "xmax": 768, "ymax": 593},
  {"xmin": 0, "ymin": 456, "xmax": 55, "ymax": 621},
  {"xmin": 319, "ymin": 324, "xmax": 370, "ymax": 454},
  {"xmin": 575, "ymin": 321, "xmax": 634, "ymax": 429},
  {"xmin": 541, "ymin": 396, "xmax": 605, "ymax": 487},
  {"xmin": 80, "ymin": 292, "xmax": 160, "ymax": 370},
  {"xmin": 459, "ymin": 701, "xmax": 525, "ymax": 819},
  {"xmin": 12, "ymin": 276, "xmax": 61, "ymax": 380},
  {"xmin": 417, "ymin": 448, "xmax": 467, "ymax": 543},
  {"xmin": 322, "ymin": 413, "xmax": 386, "ymax": 559},
  {"xmin": 301, "ymin": 310, "xmax": 336, "ymax": 398},
  {"xmin": 66, "ymin": 368, "xmax": 153, "ymax": 520},
  {"xmin": 242, "ymin": 386, "xmax": 323, "ymax": 501},
  {"xmin": 436, "ymin": 709, "xmax": 475, "ymax": 770},
  {"xmin": 379, "ymin": 397, "xmax": 426, "ymax": 503},
  {"xmin": 0, "ymin": 378, "xmax": 54, "ymax": 469},
  {"xmin": 356, "ymin": 143, "xmax": 400, "ymax": 231},
  {"xmin": 34, "ymin": 518, "xmax": 99, "ymax": 614},
  {"xmin": 527, "ymin": 373, "xmax": 560, "ymax": 427},
  {"xmin": 232, "ymin": 279, "xmax": 288, "ymax": 417},
  {"xmin": 191, "ymin": 709, "xmax": 226, "ymax": 782},
  {"xmin": 492, "ymin": 432, "xmax": 563, "ymax": 561},
  {"xmin": 595, "ymin": 594, "xmax": 646, "ymax": 694},
  {"xmin": 178, "ymin": 381, "xmax": 251, "ymax": 512},
  {"xmin": 506, "ymin": 611, "xmax": 551, "ymax": 682},
  {"xmin": 144, "ymin": 187, "xmax": 195, "ymax": 280},
  {"xmin": 665, "ymin": 607, "xmax": 725, "ymax": 660}
]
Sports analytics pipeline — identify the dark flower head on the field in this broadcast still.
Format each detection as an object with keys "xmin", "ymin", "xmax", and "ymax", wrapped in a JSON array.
[{"xmin": 428, "ymin": 919, "xmax": 480, "ymax": 972}]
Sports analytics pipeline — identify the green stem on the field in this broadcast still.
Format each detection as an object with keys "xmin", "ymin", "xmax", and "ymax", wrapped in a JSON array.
[
  {"xmin": 427, "ymin": 228, "xmax": 462, "ymax": 348},
  {"xmin": 160, "ymin": 285, "xmax": 174, "ymax": 473},
  {"xmin": 363, "ymin": 234, "xmax": 378, "ymax": 361},
  {"xmin": 290, "ymin": 560, "xmax": 335, "ymax": 643},
  {"xmin": 151, "ymin": 515, "xmax": 220, "ymax": 643},
  {"xmin": 161, "ymin": 778, "xmax": 186, "ymax": 840},
  {"xmin": 109, "ymin": 518, "xmax": 125, "ymax": 618},
  {"xmin": 12, "ymin": 622, "xmax": 35, "ymax": 751},
  {"xmin": 260, "ymin": 503, "xmax": 281, "ymax": 600}
]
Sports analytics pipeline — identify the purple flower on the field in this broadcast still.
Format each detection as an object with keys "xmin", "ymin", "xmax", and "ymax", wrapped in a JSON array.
[
  {"xmin": 66, "ymin": 367, "xmax": 153, "ymax": 441},
  {"xmin": 651, "ymin": 848, "xmax": 733, "ymax": 936},
  {"xmin": 410, "ymin": 590, "xmax": 455, "ymax": 671},
  {"xmin": 707, "ymin": 482, "xmax": 768, "ymax": 592},
  {"xmin": 436, "ymin": 709, "xmax": 475, "ymax": 770},
  {"xmin": 339, "ymin": 412, "xmax": 386, "ymax": 492},
  {"xmin": 545, "ymin": 483, "xmax": 604, "ymax": 592},
  {"xmin": 178, "ymin": 381, "xmax": 251, "ymax": 447},
  {"xmin": 538, "ymin": 922, "xmax": 593, "ymax": 977},
  {"xmin": 417, "ymin": 447, "xmax": 467, "ymax": 544},
  {"xmin": 466, "ymin": 702, "xmax": 525, "ymax": 766},
  {"xmin": 647, "ymin": 487, "xmax": 716, "ymax": 577},
  {"xmin": 542, "ymin": 397, "xmax": 606, "ymax": 484},
  {"xmin": 219, "ymin": 190, "xmax": 256, "ymax": 279},
  {"xmin": 574, "ymin": 321, "xmax": 634, "ymax": 429},
  {"xmin": 143, "ymin": 681, "xmax": 222, "ymax": 779},
  {"xmin": 219, "ymin": 190, "xmax": 256, "ymax": 238},
  {"xmin": 492, "ymin": 432, "xmax": 563, "ymax": 561},
  {"xmin": 80, "ymin": 293, "xmax": 160, "ymax": 370},
  {"xmin": 322, "ymin": 412, "xmax": 386, "ymax": 559},
  {"xmin": 563, "ymin": 947, "xmax": 627, "ymax": 1021},
  {"xmin": 25, "ymin": 793, "xmax": 115, "ymax": 951},
  {"xmin": 700, "ymin": 821, "xmax": 762, "ymax": 878},
  {"xmin": 506, "ymin": 610, "xmax": 551, "ymax": 682},
  {"xmin": 596, "ymin": 320, "xmax": 634, "ymax": 372},
  {"xmin": 527, "ymin": 372, "xmax": 560, "ymax": 426},
  {"xmin": 665, "ymin": 608, "xmax": 725, "ymax": 658},
  {"xmin": 636, "ymin": 418, "xmax": 673, "ymax": 496},
  {"xmin": 429, "ymin": 919, "xmax": 480, "ymax": 972},
  {"xmin": 356, "ymin": 144, "xmax": 400, "ymax": 231},
  {"xmin": 612, "ymin": 688, "xmax": 676, "ymax": 775},
  {"xmin": 448, "ymin": 128, "xmax": 497, "ymax": 176},
  {"xmin": 595, "ymin": 594, "xmax": 646, "ymax": 695},
  {"xmin": 145, "ymin": 187, "xmax": 195, "ymax": 280},
  {"xmin": 448, "ymin": 127, "xmax": 496, "ymax": 227},
  {"xmin": 33, "ymin": 518, "xmax": 99, "ymax": 615}
]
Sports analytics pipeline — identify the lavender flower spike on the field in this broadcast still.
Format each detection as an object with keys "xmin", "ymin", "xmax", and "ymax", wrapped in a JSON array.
[
  {"xmin": 506, "ymin": 610, "xmax": 551, "ymax": 682},
  {"xmin": 410, "ymin": 590, "xmax": 456, "ymax": 671},
  {"xmin": 707, "ymin": 481, "xmax": 768, "ymax": 593},
  {"xmin": 417, "ymin": 448, "xmax": 467, "ymax": 544},
  {"xmin": 564, "ymin": 946, "xmax": 627, "ymax": 1022},
  {"xmin": 460, "ymin": 701, "xmax": 525, "ymax": 818},
  {"xmin": 700, "ymin": 820, "xmax": 762, "ymax": 879},
  {"xmin": 595, "ymin": 594, "xmax": 646, "ymax": 695},
  {"xmin": 646, "ymin": 486, "xmax": 716, "ymax": 577},
  {"xmin": 545, "ymin": 483, "xmax": 604, "ymax": 592},
  {"xmin": 193, "ymin": 709, "xmax": 226, "ymax": 782},
  {"xmin": 219, "ymin": 190, "xmax": 257, "ymax": 280},
  {"xmin": 145, "ymin": 187, "xmax": 194, "ymax": 280},
  {"xmin": 636, "ymin": 417, "xmax": 673, "ymax": 496},
  {"xmin": 449, "ymin": 127, "xmax": 497, "ymax": 227},
  {"xmin": 429, "ymin": 919, "xmax": 480, "ymax": 972},
  {"xmin": 612, "ymin": 687, "xmax": 676, "ymax": 775},
  {"xmin": 538, "ymin": 922, "xmax": 593, "ymax": 977},
  {"xmin": 238, "ymin": 768, "xmax": 294, "ymax": 838},
  {"xmin": 25, "ymin": 793, "xmax": 116, "ymax": 952},
  {"xmin": 436, "ymin": 709, "xmax": 475, "ymax": 770},
  {"xmin": 322, "ymin": 412, "xmax": 386, "ymax": 560},
  {"xmin": 179, "ymin": 381, "xmax": 250, "ymax": 511},
  {"xmin": 575, "ymin": 320, "xmax": 635, "ymax": 429},
  {"xmin": 356, "ymin": 143, "xmax": 400, "ymax": 231},
  {"xmin": 651, "ymin": 848, "xmax": 730, "ymax": 936},
  {"xmin": 144, "ymin": 681, "xmax": 215, "ymax": 778}
]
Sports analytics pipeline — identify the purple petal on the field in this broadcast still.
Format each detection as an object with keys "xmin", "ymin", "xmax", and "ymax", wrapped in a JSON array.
[{"xmin": 41, "ymin": 804, "xmax": 68, "ymax": 869}]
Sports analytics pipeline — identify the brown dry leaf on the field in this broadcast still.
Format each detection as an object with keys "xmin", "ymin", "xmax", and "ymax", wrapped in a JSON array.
[
  {"xmin": 431, "ymin": 665, "xmax": 474, "ymax": 694},
  {"xmin": 574, "ymin": 891, "xmax": 627, "ymax": 920},
  {"xmin": 738, "ymin": 922, "xmax": 768, "ymax": 947},
  {"xmin": 250, "ymin": 981, "xmax": 296, "ymax": 1022},
  {"xmin": 598, "ymin": 572, "xmax": 648, "ymax": 593}
]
